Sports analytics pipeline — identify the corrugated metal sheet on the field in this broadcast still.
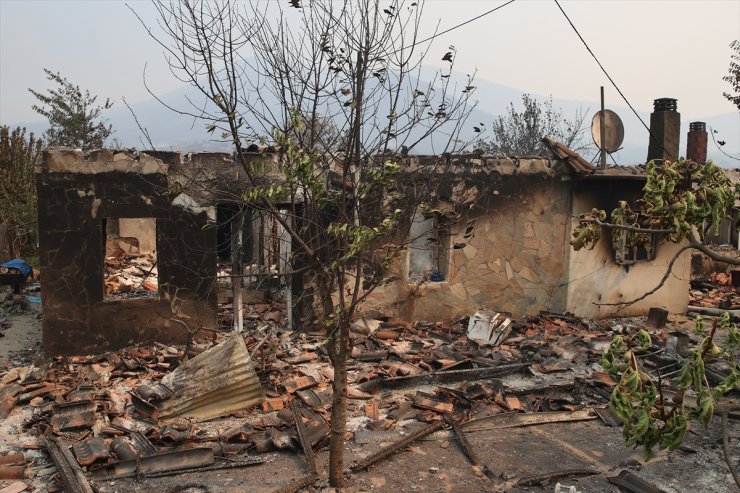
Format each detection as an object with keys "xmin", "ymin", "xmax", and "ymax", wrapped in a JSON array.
[{"xmin": 156, "ymin": 333, "xmax": 263, "ymax": 421}]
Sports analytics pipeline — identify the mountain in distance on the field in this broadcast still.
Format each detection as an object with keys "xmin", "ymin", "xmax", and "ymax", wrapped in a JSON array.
[{"xmin": 12, "ymin": 71, "xmax": 740, "ymax": 167}]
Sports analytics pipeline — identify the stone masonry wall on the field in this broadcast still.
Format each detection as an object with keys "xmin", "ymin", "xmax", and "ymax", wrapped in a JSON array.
[{"xmin": 362, "ymin": 169, "xmax": 573, "ymax": 321}]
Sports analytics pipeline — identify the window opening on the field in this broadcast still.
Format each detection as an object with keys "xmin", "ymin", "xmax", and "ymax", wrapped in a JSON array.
[
  {"xmin": 103, "ymin": 217, "xmax": 158, "ymax": 300},
  {"xmin": 408, "ymin": 212, "xmax": 449, "ymax": 282}
]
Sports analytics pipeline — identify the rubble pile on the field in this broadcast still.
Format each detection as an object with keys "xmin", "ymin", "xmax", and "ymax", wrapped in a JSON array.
[
  {"xmin": 690, "ymin": 271, "xmax": 740, "ymax": 309},
  {"xmin": 1, "ymin": 297, "xmax": 738, "ymax": 492},
  {"xmin": 218, "ymin": 299, "xmax": 288, "ymax": 330},
  {"xmin": 0, "ymin": 310, "xmax": 633, "ymax": 492},
  {"xmin": 104, "ymin": 253, "xmax": 157, "ymax": 299}
]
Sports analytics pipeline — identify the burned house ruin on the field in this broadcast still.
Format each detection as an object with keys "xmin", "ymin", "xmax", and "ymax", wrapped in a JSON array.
[{"xmin": 37, "ymin": 121, "xmax": 707, "ymax": 354}]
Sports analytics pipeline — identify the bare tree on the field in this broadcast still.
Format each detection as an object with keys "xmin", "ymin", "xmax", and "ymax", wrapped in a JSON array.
[
  {"xmin": 476, "ymin": 93, "xmax": 590, "ymax": 155},
  {"xmin": 133, "ymin": 0, "xmax": 476, "ymax": 486}
]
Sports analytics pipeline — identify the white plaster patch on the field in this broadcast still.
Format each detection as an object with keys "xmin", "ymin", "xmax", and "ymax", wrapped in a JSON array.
[
  {"xmin": 91, "ymin": 198, "xmax": 102, "ymax": 219},
  {"xmin": 172, "ymin": 193, "xmax": 215, "ymax": 220}
]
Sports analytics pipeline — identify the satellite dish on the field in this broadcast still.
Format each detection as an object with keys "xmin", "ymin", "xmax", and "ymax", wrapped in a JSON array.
[{"xmin": 591, "ymin": 109, "xmax": 624, "ymax": 153}]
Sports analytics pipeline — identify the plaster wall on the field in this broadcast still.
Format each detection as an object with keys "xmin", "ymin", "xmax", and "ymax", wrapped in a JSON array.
[
  {"xmin": 118, "ymin": 218, "xmax": 157, "ymax": 254},
  {"xmin": 566, "ymin": 182, "xmax": 690, "ymax": 319}
]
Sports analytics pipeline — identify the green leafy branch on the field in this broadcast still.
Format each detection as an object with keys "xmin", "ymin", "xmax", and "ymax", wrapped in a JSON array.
[
  {"xmin": 571, "ymin": 158, "xmax": 739, "ymax": 253},
  {"xmin": 604, "ymin": 314, "xmax": 739, "ymax": 459},
  {"xmin": 327, "ymin": 208, "xmax": 402, "ymax": 269}
]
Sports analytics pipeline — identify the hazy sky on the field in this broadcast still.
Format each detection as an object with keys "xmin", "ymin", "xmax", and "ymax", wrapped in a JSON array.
[{"xmin": 1, "ymin": 0, "xmax": 739, "ymax": 126}]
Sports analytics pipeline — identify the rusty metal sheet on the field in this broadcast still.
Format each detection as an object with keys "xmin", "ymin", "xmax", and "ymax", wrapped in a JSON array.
[
  {"xmin": 90, "ymin": 447, "xmax": 214, "ymax": 480},
  {"xmin": 155, "ymin": 334, "xmax": 264, "ymax": 421}
]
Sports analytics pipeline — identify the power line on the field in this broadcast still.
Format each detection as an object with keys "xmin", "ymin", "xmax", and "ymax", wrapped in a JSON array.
[
  {"xmin": 708, "ymin": 125, "xmax": 740, "ymax": 162},
  {"xmin": 553, "ymin": 0, "xmax": 674, "ymax": 159},
  {"xmin": 413, "ymin": 0, "xmax": 517, "ymax": 47}
]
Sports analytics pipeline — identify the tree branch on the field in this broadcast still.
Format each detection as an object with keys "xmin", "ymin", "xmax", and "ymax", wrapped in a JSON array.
[
  {"xmin": 593, "ymin": 219, "xmax": 674, "ymax": 234},
  {"xmin": 595, "ymin": 231, "xmax": 740, "ymax": 308},
  {"xmin": 688, "ymin": 235, "xmax": 740, "ymax": 265}
]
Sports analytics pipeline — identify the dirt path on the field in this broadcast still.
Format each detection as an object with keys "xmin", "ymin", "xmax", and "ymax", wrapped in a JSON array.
[{"xmin": 0, "ymin": 295, "xmax": 42, "ymax": 366}]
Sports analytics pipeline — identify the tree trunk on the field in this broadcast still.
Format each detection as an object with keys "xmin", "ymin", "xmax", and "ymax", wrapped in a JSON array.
[{"xmin": 328, "ymin": 322, "xmax": 350, "ymax": 487}]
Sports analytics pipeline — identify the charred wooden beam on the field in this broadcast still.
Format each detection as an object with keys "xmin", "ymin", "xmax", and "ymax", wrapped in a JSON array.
[
  {"xmin": 518, "ymin": 468, "xmax": 599, "ymax": 487},
  {"xmin": 350, "ymin": 421, "xmax": 445, "ymax": 473},
  {"xmin": 446, "ymin": 416, "xmax": 496, "ymax": 480},
  {"xmin": 361, "ymin": 362, "xmax": 530, "ymax": 392},
  {"xmin": 290, "ymin": 400, "xmax": 316, "ymax": 475},
  {"xmin": 44, "ymin": 437, "xmax": 94, "ymax": 493}
]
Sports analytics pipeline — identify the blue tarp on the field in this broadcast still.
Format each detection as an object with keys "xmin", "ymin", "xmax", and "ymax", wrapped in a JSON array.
[{"xmin": 0, "ymin": 259, "xmax": 32, "ymax": 279}]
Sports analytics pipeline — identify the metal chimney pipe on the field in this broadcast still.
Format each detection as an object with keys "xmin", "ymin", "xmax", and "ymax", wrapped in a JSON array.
[
  {"xmin": 686, "ymin": 121, "xmax": 708, "ymax": 163},
  {"xmin": 646, "ymin": 98, "xmax": 680, "ymax": 163}
]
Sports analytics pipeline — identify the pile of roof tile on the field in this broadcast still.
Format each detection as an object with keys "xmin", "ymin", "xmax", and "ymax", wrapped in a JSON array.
[
  {"xmin": 690, "ymin": 271, "xmax": 739, "ymax": 309},
  {"xmin": 0, "ymin": 309, "xmax": 624, "ymax": 491},
  {"xmin": 104, "ymin": 253, "xmax": 157, "ymax": 299}
]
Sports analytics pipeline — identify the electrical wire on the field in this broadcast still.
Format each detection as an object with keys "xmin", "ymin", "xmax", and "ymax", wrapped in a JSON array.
[
  {"xmin": 413, "ymin": 0, "xmax": 517, "ymax": 48},
  {"xmin": 553, "ymin": 0, "xmax": 674, "ymax": 159},
  {"xmin": 708, "ymin": 124, "xmax": 740, "ymax": 162}
]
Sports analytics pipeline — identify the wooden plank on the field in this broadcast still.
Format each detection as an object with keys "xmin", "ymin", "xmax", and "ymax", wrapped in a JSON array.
[{"xmin": 45, "ymin": 437, "xmax": 94, "ymax": 493}]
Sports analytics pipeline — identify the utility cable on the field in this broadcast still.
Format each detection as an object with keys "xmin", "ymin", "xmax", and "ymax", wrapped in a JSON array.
[
  {"xmin": 708, "ymin": 125, "xmax": 740, "ymax": 162},
  {"xmin": 553, "ymin": 0, "xmax": 674, "ymax": 159},
  {"xmin": 413, "ymin": 0, "xmax": 517, "ymax": 48}
]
